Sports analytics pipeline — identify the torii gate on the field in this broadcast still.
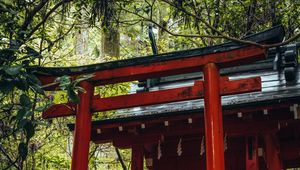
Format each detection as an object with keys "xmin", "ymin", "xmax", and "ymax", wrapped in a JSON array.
[{"xmin": 37, "ymin": 45, "xmax": 266, "ymax": 170}]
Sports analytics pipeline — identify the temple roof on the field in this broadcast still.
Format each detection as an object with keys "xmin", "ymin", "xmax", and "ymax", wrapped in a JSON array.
[{"xmin": 30, "ymin": 25, "xmax": 284, "ymax": 76}]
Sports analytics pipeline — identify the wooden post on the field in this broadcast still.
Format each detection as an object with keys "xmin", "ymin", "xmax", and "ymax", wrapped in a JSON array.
[
  {"xmin": 71, "ymin": 81, "xmax": 94, "ymax": 170},
  {"xmin": 246, "ymin": 136, "xmax": 259, "ymax": 170},
  {"xmin": 264, "ymin": 134, "xmax": 282, "ymax": 170},
  {"xmin": 131, "ymin": 145, "xmax": 144, "ymax": 170},
  {"xmin": 203, "ymin": 63, "xmax": 225, "ymax": 170}
]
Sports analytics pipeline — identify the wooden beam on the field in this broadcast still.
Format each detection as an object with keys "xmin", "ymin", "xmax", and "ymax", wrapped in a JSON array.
[
  {"xmin": 112, "ymin": 134, "xmax": 161, "ymax": 149},
  {"xmin": 38, "ymin": 46, "xmax": 265, "ymax": 90},
  {"xmin": 91, "ymin": 120, "xmax": 282, "ymax": 147},
  {"xmin": 42, "ymin": 103, "xmax": 76, "ymax": 119},
  {"xmin": 42, "ymin": 77, "xmax": 261, "ymax": 118},
  {"xmin": 70, "ymin": 102, "xmax": 292, "ymax": 130},
  {"xmin": 92, "ymin": 81, "xmax": 204, "ymax": 112}
]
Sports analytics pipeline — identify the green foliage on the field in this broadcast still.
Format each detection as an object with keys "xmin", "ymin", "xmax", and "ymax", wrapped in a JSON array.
[
  {"xmin": 18, "ymin": 142, "xmax": 28, "ymax": 160},
  {"xmin": 55, "ymin": 74, "xmax": 94, "ymax": 103}
]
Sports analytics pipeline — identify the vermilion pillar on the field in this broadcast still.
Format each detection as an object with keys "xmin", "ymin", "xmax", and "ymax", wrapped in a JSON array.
[
  {"xmin": 246, "ymin": 136, "xmax": 259, "ymax": 170},
  {"xmin": 203, "ymin": 63, "xmax": 225, "ymax": 170},
  {"xmin": 264, "ymin": 134, "xmax": 282, "ymax": 170},
  {"xmin": 131, "ymin": 145, "xmax": 144, "ymax": 170},
  {"xmin": 71, "ymin": 81, "xmax": 94, "ymax": 170}
]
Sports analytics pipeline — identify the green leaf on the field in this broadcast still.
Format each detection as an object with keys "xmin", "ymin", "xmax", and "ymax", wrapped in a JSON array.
[
  {"xmin": 67, "ymin": 87, "xmax": 80, "ymax": 103},
  {"xmin": 18, "ymin": 142, "xmax": 28, "ymax": 160},
  {"xmin": 56, "ymin": 76, "xmax": 71, "ymax": 90},
  {"xmin": 32, "ymin": 120, "xmax": 49, "ymax": 126},
  {"xmin": 35, "ymin": 106, "xmax": 46, "ymax": 112},
  {"xmin": 15, "ymin": 78, "xmax": 29, "ymax": 91},
  {"xmin": 30, "ymin": 84, "xmax": 45, "ymax": 95},
  {"xmin": 18, "ymin": 119, "xmax": 27, "ymax": 129},
  {"xmin": 16, "ymin": 108, "xmax": 27, "ymax": 120},
  {"xmin": 20, "ymin": 94, "xmax": 32, "ymax": 108},
  {"xmin": 2, "ymin": 103, "xmax": 13, "ymax": 110},
  {"xmin": 0, "ymin": 80, "xmax": 14, "ymax": 94},
  {"xmin": 26, "ymin": 74, "xmax": 41, "ymax": 85},
  {"xmin": 4, "ymin": 65, "xmax": 22, "ymax": 76},
  {"xmin": 25, "ymin": 46, "xmax": 40, "ymax": 58},
  {"xmin": 25, "ymin": 111, "xmax": 33, "ymax": 118},
  {"xmin": 24, "ymin": 121, "xmax": 34, "ymax": 140}
]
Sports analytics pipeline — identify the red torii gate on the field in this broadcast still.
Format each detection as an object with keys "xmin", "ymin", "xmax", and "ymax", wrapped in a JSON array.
[{"xmin": 37, "ymin": 45, "xmax": 266, "ymax": 170}]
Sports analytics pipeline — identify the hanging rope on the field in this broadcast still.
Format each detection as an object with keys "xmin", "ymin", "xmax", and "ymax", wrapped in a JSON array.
[
  {"xmin": 157, "ymin": 140, "xmax": 162, "ymax": 160},
  {"xmin": 224, "ymin": 133, "xmax": 228, "ymax": 152},
  {"xmin": 200, "ymin": 136, "xmax": 205, "ymax": 156},
  {"xmin": 177, "ymin": 138, "xmax": 182, "ymax": 156}
]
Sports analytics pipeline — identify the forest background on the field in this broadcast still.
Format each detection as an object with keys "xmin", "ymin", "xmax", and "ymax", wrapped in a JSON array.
[{"xmin": 0, "ymin": 0, "xmax": 299, "ymax": 169}]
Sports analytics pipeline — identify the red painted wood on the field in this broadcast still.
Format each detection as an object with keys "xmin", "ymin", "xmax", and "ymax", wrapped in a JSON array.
[
  {"xmin": 203, "ymin": 63, "xmax": 225, "ymax": 170},
  {"xmin": 113, "ymin": 134, "xmax": 161, "ymax": 149},
  {"xmin": 71, "ymin": 81, "xmax": 94, "ymax": 170},
  {"xmin": 93, "ymin": 81, "xmax": 204, "ymax": 112},
  {"xmin": 86, "ymin": 103, "xmax": 293, "ymax": 130},
  {"xmin": 93, "ymin": 77, "xmax": 261, "ymax": 113},
  {"xmin": 263, "ymin": 134, "xmax": 282, "ymax": 170},
  {"xmin": 92, "ymin": 120, "xmax": 284, "ymax": 147},
  {"xmin": 43, "ymin": 77, "xmax": 261, "ymax": 118},
  {"xmin": 38, "ymin": 46, "xmax": 266, "ymax": 90},
  {"xmin": 281, "ymin": 140, "xmax": 300, "ymax": 160},
  {"xmin": 148, "ymin": 137, "xmax": 246, "ymax": 170},
  {"xmin": 36, "ymin": 46, "xmax": 272, "ymax": 170},
  {"xmin": 220, "ymin": 77, "xmax": 261, "ymax": 95},
  {"xmin": 42, "ymin": 103, "xmax": 76, "ymax": 119},
  {"xmin": 131, "ymin": 145, "xmax": 144, "ymax": 170},
  {"xmin": 245, "ymin": 136, "xmax": 259, "ymax": 170}
]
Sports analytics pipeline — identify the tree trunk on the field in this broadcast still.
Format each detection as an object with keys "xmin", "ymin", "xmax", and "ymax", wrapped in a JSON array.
[
  {"xmin": 246, "ymin": 0, "xmax": 257, "ymax": 34},
  {"xmin": 101, "ymin": 27, "xmax": 120, "ymax": 59},
  {"xmin": 75, "ymin": 8, "xmax": 88, "ymax": 65},
  {"xmin": 212, "ymin": 0, "xmax": 220, "ymax": 34},
  {"xmin": 75, "ymin": 28, "xmax": 88, "ymax": 56},
  {"xmin": 269, "ymin": 0, "xmax": 277, "ymax": 26}
]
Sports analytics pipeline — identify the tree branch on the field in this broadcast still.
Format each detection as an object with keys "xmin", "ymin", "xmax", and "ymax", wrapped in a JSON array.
[
  {"xmin": 120, "ymin": 7, "xmax": 224, "ymax": 39},
  {"xmin": 0, "ymin": 144, "xmax": 19, "ymax": 169},
  {"xmin": 160, "ymin": 0, "xmax": 300, "ymax": 48},
  {"xmin": 160, "ymin": 0, "xmax": 264, "ymax": 47},
  {"xmin": 26, "ymin": 0, "xmax": 72, "ymax": 41},
  {"xmin": 115, "ymin": 148, "xmax": 127, "ymax": 170},
  {"xmin": 20, "ymin": 0, "xmax": 49, "ymax": 34}
]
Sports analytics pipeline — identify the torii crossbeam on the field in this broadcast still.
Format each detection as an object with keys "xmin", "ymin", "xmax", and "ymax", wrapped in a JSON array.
[{"xmin": 36, "ymin": 45, "xmax": 267, "ymax": 170}]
